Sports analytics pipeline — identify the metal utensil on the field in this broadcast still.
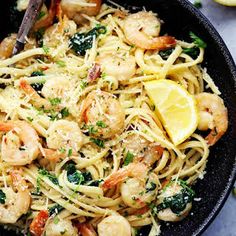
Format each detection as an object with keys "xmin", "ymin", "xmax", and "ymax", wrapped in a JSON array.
[{"xmin": 12, "ymin": 0, "xmax": 44, "ymax": 56}]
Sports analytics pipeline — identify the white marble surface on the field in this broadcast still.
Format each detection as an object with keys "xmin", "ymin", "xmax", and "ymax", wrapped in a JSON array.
[{"xmin": 188, "ymin": 1, "xmax": 236, "ymax": 235}]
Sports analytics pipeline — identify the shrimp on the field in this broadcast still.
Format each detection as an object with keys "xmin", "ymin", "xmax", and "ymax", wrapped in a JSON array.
[
  {"xmin": 121, "ymin": 172, "xmax": 158, "ymax": 209},
  {"xmin": 41, "ymin": 77, "xmax": 71, "ymax": 101},
  {"xmin": 74, "ymin": 222, "xmax": 97, "ymax": 236},
  {"xmin": 61, "ymin": 0, "xmax": 102, "ymax": 24},
  {"xmin": 156, "ymin": 181, "xmax": 193, "ymax": 222},
  {"xmin": 196, "ymin": 92, "xmax": 228, "ymax": 146},
  {"xmin": 123, "ymin": 12, "xmax": 176, "ymax": 50},
  {"xmin": 97, "ymin": 215, "xmax": 131, "ymax": 236},
  {"xmin": 97, "ymin": 54, "xmax": 136, "ymax": 82},
  {"xmin": 19, "ymin": 79, "xmax": 51, "ymax": 110},
  {"xmin": 0, "ymin": 121, "xmax": 40, "ymax": 165},
  {"xmin": 45, "ymin": 218, "xmax": 78, "ymax": 236},
  {"xmin": 80, "ymin": 90, "xmax": 125, "ymax": 139},
  {"xmin": 122, "ymin": 134, "xmax": 164, "ymax": 166},
  {"xmin": 47, "ymin": 120, "xmax": 84, "ymax": 153},
  {"xmin": 0, "ymin": 34, "xmax": 16, "ymax": 59},
  {"xmin": 34, "ymin": 0, "xmax": 61, "ymax": 30},
  {"xmin": 0, "ymin": 170, "xmax": 31, "ymax": 224},
  {"xmin": 102, "ymin": 162, "xmax": 147, "ymax": 190}
]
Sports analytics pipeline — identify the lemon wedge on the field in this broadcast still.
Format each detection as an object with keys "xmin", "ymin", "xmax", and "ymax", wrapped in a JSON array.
[
  {"xmin": 144, "ymin": 79, "xmax": 198, "ymax": 146},
  {"xmin": 214, "ymin": 0, "xmax": 236, "ymax": 6}
]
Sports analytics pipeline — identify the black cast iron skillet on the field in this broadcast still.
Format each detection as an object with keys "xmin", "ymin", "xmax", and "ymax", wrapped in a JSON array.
[{"xmin": 0, "ymin": 0, "xmax": 236, "ymax": 235}]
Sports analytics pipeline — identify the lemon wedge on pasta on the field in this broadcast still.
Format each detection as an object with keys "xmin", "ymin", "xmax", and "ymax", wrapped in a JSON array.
[
  {"xmin": 214, "ymin": 0, "xmax": 236, "ymax": 6},
  {"xmin": 144, "ymin": 79, "xmax": 198, "ymax": 146}
]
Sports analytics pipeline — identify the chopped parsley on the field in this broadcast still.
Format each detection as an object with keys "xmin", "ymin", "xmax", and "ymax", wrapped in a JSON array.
[
  {"xmin": 60, "ymin": 107, "xmax": 69, "ymax": 118},
  {"xmin": 0, "ymin": 189, "xmax": 6, "ymax": 204},
  {"xmin": 189, "ymin": 31, "xmax": 207, "ymax": 48},
  {"xmin": 88, "ymin": 125, "xmax": 98, "ymax": 134},
  {"xmin": 59, "ymin": 147, "xmax": 66, "ymax": 153},
  {"xmin": 27, "ymin": 117, "xmax": 33, "ymax": 122},
  {"xmin": 80, "ymin": 80, "xmax": 88, "ymax": 90},
  {"xmin": 96, "ymin": 121, "xmax": 107, "ymax": 128},
  {"xmin": 90, "ymin": 138, "xmax": 105, "ymax": 148},
  {"xmin": 49, "ymin": 98, "xmax": 61, "ymax": 106},
  {"xmin": 67, "ymin": 148, "xmax": 73, "ymax": 157},
  {"xmin": 123, "ymin": 151, "xmax": 134, "ymax": 166},
  {"xmin": 42, "ymin": 45, "xmax": 50, "ymax": 54},
  {"xmin": 53, "ymin": 216, "xmax": 60, "ymax": 224},
  {"xmin": 56, "ymin": 60, "xmax": 66, "ymax": 68}
]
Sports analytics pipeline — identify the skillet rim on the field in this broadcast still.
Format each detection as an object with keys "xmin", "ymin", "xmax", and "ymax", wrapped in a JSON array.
[
  {"xmin": 0, "ymin": 0, "xmax": 235, "ymax": 235},
  {"xmin": 173, "ymin": 0, "xmax": 236, "ymax": 235}
]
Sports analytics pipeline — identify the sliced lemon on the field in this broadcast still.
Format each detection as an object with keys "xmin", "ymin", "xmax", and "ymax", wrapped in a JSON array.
[
  {"xmin": 214, "ymin": 0, "xmax": 236, "ymax": 6},
  {"xmin": 144, "ymin": 79, "xmax": 198, "ymax": 146}
]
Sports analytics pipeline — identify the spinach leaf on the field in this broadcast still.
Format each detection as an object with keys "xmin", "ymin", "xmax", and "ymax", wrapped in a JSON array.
[
  {"xmin": 66, "ymin": 163, "xmax": 85, "ymax": 185},
  {"xmin": 154, "ymin": 181, "xmax": 195, "ymax": 215},
  {"xmin": 182, "ymin": 47, "xmax": 200, "ymax": 59},
  {"xmin": 193, "ymin": 0, "xmax": 202, "ymax": 9},
  {"xmin": 159, "ymin": 48, "xmax": 175, "ymax": 60},
  {"xmin": 31, "ymin": 71, "xmax": 45, "ymax": 77},
  {"xmin": 38, "ymin": 169, "xmax": 59, "ymax": 185},
  {"xmin": 49, "ymin": 204, "xmax": 64, "ymax": 216},
  {"xmin": 145, "ymin": 182, "xmax": 157, "ymax": 193},
  {"xmin": 70, "ymin": 25, "xmax": 107, "ymax": 56},
  {"xmin": 0, "ymin": 189, "xmax": 6, "ymax": 204}
]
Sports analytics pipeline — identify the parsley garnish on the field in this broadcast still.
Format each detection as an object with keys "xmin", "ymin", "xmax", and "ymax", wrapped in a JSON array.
[
  {"xmin": 123, "ymin": 151, "xmax": 134, "ymax": 166},
  {"xmin": 66, "ymin": 163, "xmax": 84, "ymax": 185},
  {"xmin": 189, "ymin": 31, "xmax": 207, "ymax": 48},
  {"xmin": 68, "ymin": 148, "xmax": 73, "ymax": 157},
  {"xmin": 49, "ymin": 98, "xmax": 61, "ymax": 106},
  {"xmin": 88, "ymin": 125, "xmax": 97, "ymax": 134},
  {"xmin": 56, "ymin": 60, "xmax": 66, "ymax": 68},
  {"xmin": 27, "ymin": 117, "xmax": 33, "ymax": 122},
  {"xmin": 90, "ymin": 138, "xmax": 105, "ymax": 148},
  {"xmin": 80, "ymin": 80, "xmax": 88, "ymax": 90},
  {"xmin": 60, "ymin": 107, "xmax": 69, "ymax": 118},
  {"xmin": 96, "ymin": 121, "xmax": 107, "ymax": 128},
  {"xmin": 42, "ymin": 45, "xmax": 50, "ymax": 54}
]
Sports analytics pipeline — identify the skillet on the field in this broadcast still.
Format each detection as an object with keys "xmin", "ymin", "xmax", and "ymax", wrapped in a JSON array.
[{"xmin": 0, "ymin": 0, "xmax": 236, "ymax": 235}]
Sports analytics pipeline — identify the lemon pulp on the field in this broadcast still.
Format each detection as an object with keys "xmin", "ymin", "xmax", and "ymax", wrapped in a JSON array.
[{"xmin": 144, "ymin": 79, "xmax": 198, "ymax": 146}]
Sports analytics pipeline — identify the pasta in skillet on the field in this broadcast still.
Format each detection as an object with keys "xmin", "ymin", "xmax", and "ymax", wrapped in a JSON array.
[{"xmin": 0, "ymin": 0, "xmax": 228, "ymax": 235}]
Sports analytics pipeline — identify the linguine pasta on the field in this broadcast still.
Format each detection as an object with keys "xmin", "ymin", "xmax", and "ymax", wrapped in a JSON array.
[{"xmin": 0, "ymin": 1, "xmax": 228, "ymax": 236}]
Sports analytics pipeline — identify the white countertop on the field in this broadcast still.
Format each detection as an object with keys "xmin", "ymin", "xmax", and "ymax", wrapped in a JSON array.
[{"xmin": 189, "ymin": 1, "xmax": 236, "ymax": 235}]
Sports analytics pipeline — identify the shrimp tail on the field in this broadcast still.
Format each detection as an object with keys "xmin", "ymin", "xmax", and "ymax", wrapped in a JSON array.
[
  {"xmin": 74, "ymin": 222, "xmax": 97, "ymax": 236},
  {"xmin": 102, "ymin": 169, "xmax": 129, "ymax": 190},
  {"xmin": 153, "ymin": 36, "xmax": 176, "ymax": 50},
  {"xmin": 0, "ymin": 122, "xmax": 14, "ymax": 132},
  {"xmin": 34, "ymin": 0, "xmax": 61, "ymax": 30}
]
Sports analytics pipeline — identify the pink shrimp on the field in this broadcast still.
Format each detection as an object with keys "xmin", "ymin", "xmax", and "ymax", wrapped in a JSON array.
[{"xmin": 124, "ymin": 12, "xmax": 176, "ymax": 50}]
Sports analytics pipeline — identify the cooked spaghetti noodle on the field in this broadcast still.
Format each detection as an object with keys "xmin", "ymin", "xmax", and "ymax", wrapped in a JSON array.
[{"xmin": 0, "ymin": 1, "xmax": 228, "ymax": 236}]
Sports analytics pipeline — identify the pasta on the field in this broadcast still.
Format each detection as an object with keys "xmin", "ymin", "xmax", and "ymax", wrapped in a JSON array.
[{"xmin": 0, "ymin": 1, "xmax": 228, "ymax": 236}]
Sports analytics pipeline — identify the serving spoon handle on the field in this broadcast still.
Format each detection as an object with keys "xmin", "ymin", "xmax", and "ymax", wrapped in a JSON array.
[{"xmin": 12, "ymin": 0, "xmax": 44, "ymax": 56}]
